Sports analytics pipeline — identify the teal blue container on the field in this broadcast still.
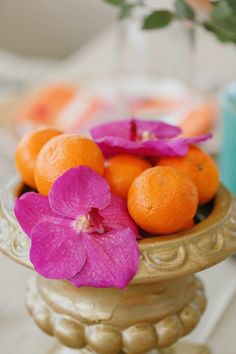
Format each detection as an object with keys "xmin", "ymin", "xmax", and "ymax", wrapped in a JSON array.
[{"xmin": 219, "ymin": 83, "xmax": 236, "ymax": 195}]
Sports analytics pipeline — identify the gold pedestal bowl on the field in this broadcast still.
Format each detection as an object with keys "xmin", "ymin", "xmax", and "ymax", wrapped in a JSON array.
[{"xmin": 1, "ymin": 177, "xmax": 236, "ymax": 354}]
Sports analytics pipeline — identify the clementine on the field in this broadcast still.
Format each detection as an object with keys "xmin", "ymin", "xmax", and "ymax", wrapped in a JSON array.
[
  {"xmin": 128, "ymin": 166, "xmax": 198, "ymax": 235},
  {"xmin": 105, "ymin": 154, "xmax": 151, "ymax": 199},
  {"xmin": 181, "ymin": 219, "xmax": 195, "ymax": 231},
  {"xmin": 15, "ymin": 127, "xmax": 62, "ymax": 189},
  {"xmin": 34, "ymin": 134, "xmax": 104, "ymax": 195},
  {"xmin": 180, "ymin": 103, "xmax": 215, "ymax": 137},
  {"xmin": 16, "ymin": 84, "xmax": 76, "ymax": 125},
  {"xmin": 158, "ymin": 146, "xmax": 219, "ymax": 205}
]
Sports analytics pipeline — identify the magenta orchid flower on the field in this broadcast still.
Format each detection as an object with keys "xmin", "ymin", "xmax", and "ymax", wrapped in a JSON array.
[
  {"xmin": 91, "ymin": 118, "xmax": 211, "ymax": 157},
  {"xmin": 14, "ymin": 166, "xmax": 140, "ymax": 289}
]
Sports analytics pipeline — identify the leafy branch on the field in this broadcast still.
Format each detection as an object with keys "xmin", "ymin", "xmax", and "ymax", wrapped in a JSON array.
[{"xmin": 104, "ymin": 0, "xmax": 236, "ymax": 44}]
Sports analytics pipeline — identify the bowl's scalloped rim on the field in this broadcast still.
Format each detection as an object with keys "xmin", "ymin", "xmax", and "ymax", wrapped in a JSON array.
[{"xmin": 1, "ymin": 176, "xmax": 236, "ymax": 283}]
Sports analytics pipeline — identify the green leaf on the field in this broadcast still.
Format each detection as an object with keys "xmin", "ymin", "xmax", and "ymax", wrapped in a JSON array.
[
  {"xmin": 118, "ymin": 4, "xmax": 134, "ymax": 20},
  {"xmin": 212, "ymin": 1, "xmax": 233, "ymax": 18},
  {"xmin": 204, "ymin": 20, "xmax": 236, "ymax": 43},
  {"xmin": 104, "ymin": 0, "xmax": 124, "ymax": 6},
  {"xmin": 142, "ymin": 10, "xmax": 173, "ymax": 30},
  {"xmin": 225, "ymin": 0, "xmax": 236, "ymax": 11},
  {"xmin": 174, "ymin": 0, "xmax": 195, "ymax": 20},
  {"xmin": 204, "ymin": 0, "xmax": 236, "ymax": 43}
]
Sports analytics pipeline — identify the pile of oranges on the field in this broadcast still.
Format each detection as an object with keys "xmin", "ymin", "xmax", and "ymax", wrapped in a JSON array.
[{"xmin": 15, "ymin": 126, "xmax": 219, "ymax": 236}]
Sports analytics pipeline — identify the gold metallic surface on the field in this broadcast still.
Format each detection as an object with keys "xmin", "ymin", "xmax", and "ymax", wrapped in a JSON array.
[
  {"xmin": 1, "ymin": 178, "xmax": 236, "ymax": 283},
  {"xmin": 48, "ymin": 341, "xmax": 210, "ymax": 354},
  {"xmin": 0, "ymin": 177, "xmax": 235, "ymax": 353},
  {"xmin": 26, "ymin": 274, "xmax": 206, "ymax": 352}
]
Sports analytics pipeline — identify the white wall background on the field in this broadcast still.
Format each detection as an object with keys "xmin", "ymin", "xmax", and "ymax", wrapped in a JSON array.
[{"xmin": 0, "ymin": 0, "xmax": 116, "ymax": 58}]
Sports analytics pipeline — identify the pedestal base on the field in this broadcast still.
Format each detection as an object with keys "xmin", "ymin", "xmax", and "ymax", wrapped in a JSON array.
[
  {"xmin": 27, "ymin": 274, "xmax": 207, "ymax": 354},
  {"xmin": 48, "ymin": 342, "xmax": 210, "ymax": 354}
]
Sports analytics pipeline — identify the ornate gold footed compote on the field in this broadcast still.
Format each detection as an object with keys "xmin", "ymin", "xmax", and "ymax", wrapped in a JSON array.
[{"xmin": 1, "ymin": 177, "xmax": 236, "ymax": 354}]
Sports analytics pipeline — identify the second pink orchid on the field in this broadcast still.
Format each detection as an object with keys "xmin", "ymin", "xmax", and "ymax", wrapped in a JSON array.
[{"xmin": 91, "ymin": 118, "xmax": 211, "ymax": 157}]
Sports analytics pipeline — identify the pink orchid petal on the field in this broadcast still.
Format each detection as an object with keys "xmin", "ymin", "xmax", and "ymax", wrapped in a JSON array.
[
  {"xmin": 14, "ymin": 192, "xmax": 59, "ymax": 238},
  {"xmin": 158, "ymin": 133, "xmax": 212, "ymax": 156},
  {"xmin": 142, "ymin": 139, "xmax": 191, "ymax": 157},
  {"xmin": 91, "ymin": 120, "xmax": 131, "ymax": 140},
  {"xmin": 133, "ymin": 118, "xmax": 181, "ymax": 139},
  {"xmin": 94, "ymin": 137, "xmax": 146, "ymax": 157},
  {"xmin": 71, "ymin": 228, "xmax": 139, "ymax": 289},
  {"xmin": 143, "ymin": 134, "xmax": 212, "ymax": 156},
  {"xmin": 100, "ymin": 194, "xmax": 141, "ymax": 239},
  {"xmin": 91, "ymin": 118, "xmax": 211, "ymax": 158},
  {"xmin": 91, "ymin": 118, "xmax": 181, "ymax": 141},
  {"xmin": 49, "ymin": 166, "xmax": 110, "ymax": 219},
  {"xmin": 184, "ymin": 134, "xmax": 212, "ymax": 144},
  {"xmin": 30, "ymin": 219, "xmax": 86, "ymax": 279},
  {"xmin": 95, "ymin": 133, "xmax": 212, "ymax": 158}
]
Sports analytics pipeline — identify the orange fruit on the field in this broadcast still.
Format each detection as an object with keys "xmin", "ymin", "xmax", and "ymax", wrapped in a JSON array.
[
  {"xmin": 128, "ymin": 166, "xmax": 198, "ymax": 235},
  {"xmin": 181, "ymin": 219, "xmax": 195, "ymax": 231},
  {"xmin": 180, "ymin": 103, "xmax": 215, "ymax": 137},
  {"xmin": 104, "ymin": 154, "xmax": 151, "ymax": 199},
  {"xmin": 186, "ymin": 0, "xmax": 212, "ymax": 12},
  {"xmin": 16, "ymin": 84, "xmax": 76, "ymax": 125},
  {"xmin": 157, "ymin": 146, "xmax": 219, "ymax": 205},
  {"xmin": 15, "ymin": 127, "xmax": 62, "ymax": 189},
  {"xmin": 34, "ymin": 134, "xmax": 104, "ymax": 195}
]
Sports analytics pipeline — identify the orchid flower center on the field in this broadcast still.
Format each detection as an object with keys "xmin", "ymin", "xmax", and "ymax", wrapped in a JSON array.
[
  {"xmin": 130, "ymin": 121, "xmax": 156, "ymax": 142},
  {"xmin": 74, "ymin": 209, "xmax": 106, "ymax": 235},
  {"xmin": 141, "ymin": 130, "xmax": 155, "ymax": 142},
  {"xmin": 74, "ymin": 215, "xmax": 91, "ymax": 232}
]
